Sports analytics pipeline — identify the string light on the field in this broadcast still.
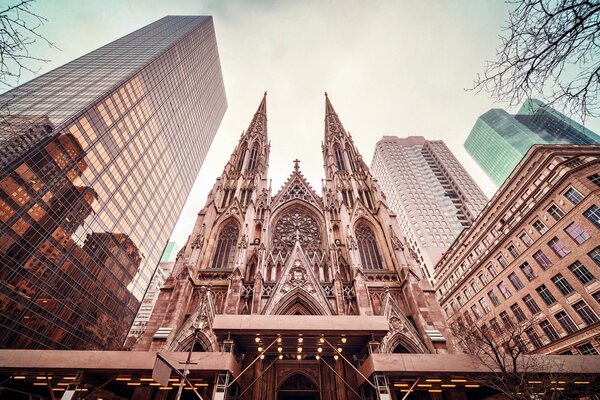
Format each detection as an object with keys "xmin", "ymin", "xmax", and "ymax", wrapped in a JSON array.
[
  {"xmin": 341, "ymin": 337, "xmax": 347, "ymax": 343},
  {"xmin": 277, "ymin": 347, "xmax": 283, "ymax": 352}
]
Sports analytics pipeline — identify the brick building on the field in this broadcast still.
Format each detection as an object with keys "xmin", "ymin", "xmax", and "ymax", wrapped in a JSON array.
[{"xmin": 435, "ymin": 144, "xmax": 600, "ymax": 356}]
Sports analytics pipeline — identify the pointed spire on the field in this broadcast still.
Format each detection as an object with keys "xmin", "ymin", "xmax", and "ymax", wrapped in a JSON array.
[
  {"xmin": 243, "ymin": 92, "xmax": 268, "ymax": 140},
  {"xmin": 256, "ymin": 91, "xmax": 267, "ymax": 115},
  {"xmin": 325, "ymin": 91, "xmax": 336, "ymax": 116}
]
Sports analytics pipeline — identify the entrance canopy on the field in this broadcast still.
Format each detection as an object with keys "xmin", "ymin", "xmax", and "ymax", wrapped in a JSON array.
[{"xmin": 212, "ymin": 315, "xmax": 389, "ymax": 356}]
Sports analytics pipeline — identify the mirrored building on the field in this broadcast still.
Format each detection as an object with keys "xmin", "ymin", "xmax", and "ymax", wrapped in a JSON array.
[
  {"xmin": 464, "ymin": 99, "xmax": 600, "ymax": 186},
  {"xmin": 0, "ymin": 16, "xmax": 226, "ymax": 349}
]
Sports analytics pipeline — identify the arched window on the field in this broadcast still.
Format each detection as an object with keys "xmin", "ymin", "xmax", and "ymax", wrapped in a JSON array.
[
  {"xmin": 212, "ymin": 222, "xmax": 239, "ymax": 269},
  {"xmin": 356, "ymin": 221, "xmax": 383, "ymax": 269},
  {"xmin": 334, "ymin": 146, "xmax": 345, "ymax": 171},
  {"xmin": 248, "ymin": 144, "xmax": 259, "ymax": 171},
  {"xmin": 346, "ymin": 148, "xmax": 357, "ymax": 172},
  {"xmin": 236, "ymin": 144, "xmax": 247, "ymax": 171}
]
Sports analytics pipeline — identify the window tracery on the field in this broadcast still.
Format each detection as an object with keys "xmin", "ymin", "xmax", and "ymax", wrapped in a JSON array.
[
  {"xmin": 273, "ymin": 207, "xmax": 321, "ymax": 253},
  {"xmin": 356, "ymin": 221, "xmax": 383, "ymax": 269},
  {"xmin": 211, "ymin": 221, "xmax": 239, "ymax": 269}
]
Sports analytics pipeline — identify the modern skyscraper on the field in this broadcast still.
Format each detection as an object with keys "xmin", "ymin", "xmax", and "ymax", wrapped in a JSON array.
[
  {"xmin": 435, "ymin": 144, "xmax": 600, "ymax": 356},
  {"xmin": 464, "ymin": 99, "xmax": 600, "ymax": 186},
  {"xmin": 0, "ymin": 16, "xmax": 226, "ymax": 349},
  {"xmin": 371, "ymin": 136, "xmax": 488, "ymax": 283},
  {"xmin": 133, "ymin": 94, "xmax": 457, "ymax": 398}
]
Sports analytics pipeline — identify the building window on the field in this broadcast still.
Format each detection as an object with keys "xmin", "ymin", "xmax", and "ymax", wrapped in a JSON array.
[
  {"xmin": 508, "ymin": 244, "xmax": 520, "ymax": 258},
  {"xmin": 346, "ymin": 148, "xmax": 357, "ymax": 172},
  {"xmin": 497, "ymin": 255, "xmax": 509, "ymax": 269},
  {"xmin": 500, "ymin": 311, "xmax": 514, "ymax": 329},
  {"xmin": 583, "ymin": 205, "xmax": 600, "ymax": 229},
  {"xmin": 594, "ymin": 291, "xmax": 600, "ymax": 304},
  {"xmin": 572, "ymin": 301, "xmax": 599, "ymax": 325},
  {"xmin": 470, "ymin": 281, "xmax": 479, "ymax": 293},
  {"xmin": 335, "ymin": 146, "xmax": 346, "ymax": 171},
  {"xmin": 498, "ymin": 281, "xmax": 512, "ymax": 299},
  {"xmin": 519, "ymin": 232, "xmax": 534, "ymax": 247},
  {"xmin": 568, "ymin": 261, "xmax": 595, "ymax": 284},
  {"xmin": 471, "ymin": 304, "xmax": 482, "ymax": 319},
  {"xmin": 565, "ymin": 221, "xmax": 590, "ymax": 244},
  {"xmin": 508, "ymin": 272, "xmax": 524, "ymax": 290},
  {"xmin": 236, "ymin": 144, "xmax": 247, "ymax": 171},
  {"xmin": 479, "ymin": 298, "xmax": 491, "ymax": 314},
  {"xmin": 547, "ymin": 204, "xmax": 565, "ymax": 221},
  {"xmin": 487, "ymin": 264, "xmax": 498, "ymax": 277},
  {"xmin": 532, "ymin": 219, "xmax": 548, "ymax": 235},
  {"xmin": 488, "ymin": 290, "xmax": 501, "ymax": 307},
  {"xmin": 536, "ymin": 284, "xmax": 556, "ymax": 305},
  {"xmin": 555, "ymin": 311, "xmax": 578, "ymax": 334},
  {"xmin": 525, "ymin": 328, "xmax": 543, "ymax": 349},
  {"xmin": 551, "ymin": 273, "xmax": 574, "ymax": 295},
  {"xmin": 248, "ymin": 144, "xmax": 259, "ymax": 171},
  {"xmin": 490, "ymin": 318, "xmax": 502, "ymax": 335},
  {"xmin": 533, "ymin": 250, "xmax": 553, "ymax": 269},
  {"xmin": 564, "ymin": 187, "xmax": 584, "ymax": 204},
  {"xmin": 478, "ymin": 273, "xmax": 488, "ymax": 285},
  {"xmin": 519, "ymin": 262, "xmax": 536, "ymax": 281},
  {"xmin": 578, "ymin": 343, "xmax": 599, "ymax": 355},
  {"xmin": 589, "ymin": 247, "xmax": 600, "ymax": 266},
  {"xmin": 548, "ymin": 237, "xmax": 570, "ymax": 258},
  {"xmin": 511, "ymin": 303, "xmax": 527, "ymax": 322},
  {"xmin": 588, "ymin": 173, "xmax": 600, "ymax": 187},
  {"xmin": 523, "ymin": 294, "xmax": 541, "ymax": 314},
  {"xmin": 539, "ymin": 320, "xmax": 560, "ymax": 342},
  {"xmin": 211, "ymin": 222, "xmax": 239, "ymax": 269},
  {"xmin": 356, "ymin": 222, "xmax": 383, "ymax": 270}
]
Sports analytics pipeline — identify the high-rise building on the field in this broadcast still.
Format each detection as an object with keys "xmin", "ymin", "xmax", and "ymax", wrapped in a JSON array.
[
  {"xmin": 127, "ymin": 242, "xmax": 178, "ymax": 343},
  {"xmin": 0, "ymin": 16, "xmax": 226, "ymax": 350},
  {"xmin": 371, "ymin": 136, "xmax": 488, "ymax": 283},
  {"xmin": 435, "ymin": 144, "xmax": 600, "ymax": 356},
  {"xmin": 464, "ymin": 99, "xmax": 600, "ymax": 186},
  {"xmin": 133, "ymin": 94, "xmax": 459, "ymax": 398}
]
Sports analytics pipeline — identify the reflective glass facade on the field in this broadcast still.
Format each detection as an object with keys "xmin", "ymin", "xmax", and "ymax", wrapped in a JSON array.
[
  {"xmin": 464, "ymin": 99, "xmax": 600, "ymax": 186},
  {"xmin": 0, "ymin": 16, "xmax": 226, "ymax": 349}
]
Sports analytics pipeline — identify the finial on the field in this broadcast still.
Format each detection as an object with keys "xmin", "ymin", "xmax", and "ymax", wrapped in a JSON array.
[
  {"xmin": 264, "ymin": 91, "xmax": 267, "ymax": 96},
  {"xmin": 293, "ymin": 158, "xmax": 300, "ymax": 171},
  {"xmin": 324, "ymin": 91, "xmax": 328, "ymax": 97}
]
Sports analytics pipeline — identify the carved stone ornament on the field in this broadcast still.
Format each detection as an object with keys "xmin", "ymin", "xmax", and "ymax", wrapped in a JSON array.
[
  {"xmin": 273, "ymin": 207, "xmax": 320, "ymax": 252},
  {"xmin": 346, "ymin": 235, "xmax": 357, "ymax": 250},
  {"xmin": 282, "ymin": 259, "xmax": 314, "ymax": 294},
  {"xmin": 390, "ymin": 230, "xmax": 404, "ymax": 251}
]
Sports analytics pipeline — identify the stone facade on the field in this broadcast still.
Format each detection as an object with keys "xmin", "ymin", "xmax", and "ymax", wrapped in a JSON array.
[
  {"xmin": 435, "ymin": 144, "xmax": 600, "ymax": 356},
  {"xmin": 133, "ymin": 94, "xmax": 459, "ymax": 398}
]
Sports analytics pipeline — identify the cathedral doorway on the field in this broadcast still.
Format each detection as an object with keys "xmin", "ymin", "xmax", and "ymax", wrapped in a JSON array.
[{"xmin": 277, "ymin": 373, "xmax": 320, "ymax": 400}]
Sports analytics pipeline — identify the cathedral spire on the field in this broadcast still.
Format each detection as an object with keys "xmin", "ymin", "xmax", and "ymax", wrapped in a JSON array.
[{"xmin": 323, "ymin": 92, "xmax": 349, "ymax": 142}]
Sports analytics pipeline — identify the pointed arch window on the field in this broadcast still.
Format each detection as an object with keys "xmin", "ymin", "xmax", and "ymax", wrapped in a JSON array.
[
  {"xmin": 356, "ymin": 221, "xmax": 383, "ymax": 269},
  {"xmin": 248, "ymin": 144, "xmax": 259, "ymax": 171},
  {"xmin": 212, "ymin": 222, "xmax": 239, "ymax": 269},
  {"xmin": 335, "ymin": 146, "xmax": 346, "ymax": 171},
  {"xmin": 236, "ymin": 144, "xmax": 247, "ymax": 171},
  {"xmin": 346, "ymin": 147, "xmax": 357, "ymax": 172}
]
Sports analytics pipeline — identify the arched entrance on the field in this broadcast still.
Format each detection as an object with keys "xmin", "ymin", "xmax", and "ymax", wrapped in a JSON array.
[{"xmin": 278, "ymin": 373, "xmax": 319, "ymax": 400}]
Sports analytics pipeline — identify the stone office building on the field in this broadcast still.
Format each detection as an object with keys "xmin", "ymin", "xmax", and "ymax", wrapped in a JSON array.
[{"xmin": 435, "ymin": 144, "xmax": 600, "ymax": 356}]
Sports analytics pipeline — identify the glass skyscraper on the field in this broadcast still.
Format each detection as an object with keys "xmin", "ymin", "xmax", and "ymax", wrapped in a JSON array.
[
  {"xmin": 464, "ymin": 99, "xmax": 600, "ymax": 186},
  {"xmin": 0, "ymin": 16, "xmax": 226, "ymax": 349}
]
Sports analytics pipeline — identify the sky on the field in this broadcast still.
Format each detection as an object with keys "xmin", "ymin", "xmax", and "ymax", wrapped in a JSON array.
[{"xmin": 9, "ymin": 0, "xmax": 600, "ymax": 249}]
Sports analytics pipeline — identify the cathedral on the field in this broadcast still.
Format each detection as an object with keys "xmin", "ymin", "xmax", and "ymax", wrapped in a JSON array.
[{"xmin": 133, "ymin": 93, "xmax": 459, "ymax": 399}]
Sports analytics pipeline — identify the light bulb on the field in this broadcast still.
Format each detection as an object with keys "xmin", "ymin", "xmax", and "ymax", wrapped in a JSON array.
[
  {"xmin": 317, "ymin": 347, "xmax": 322, "ymax": 353},
  {"xmin": 277, "ymin": 347, "xmax": 283, "ymax": 352},
  {"xmin": 315, "ymin": 355, "xmax": 320, "ymax": 360},
  {"xmin": 334, "ymin": 355, "xmax": 339, "ymax": 361},
  {"xmin": 296, "ymin": 355, "xmax": 302, "ymax": 360},
  {"xmin": 257, "ymin": 347, "xmax": 263, "ymax": 352},
  {"xmin": 278, "ymin": 355, "xmax": 283, "ymax": 359},
  {"xmin": 255, "ymin": 337, "xmax": 260, "ymax": 343},
  {"xmin": 260, "ymin": 355, "xmax": 265, "ymax": 360},
  {"xmin": 297, "ymin": 347, "xmax": 302, "ymax": 353},
  {"xmin": 337, "ymin": 347, "xmax": 342, "ymax": 353},
  {"xmin": 341, "ymin": 337, "xmax": 347, "ymax": 343},
  {"xmin": 319, "ymin": 337, "xmax": 325, "ymax": 343},
  {"xmin": 297, "ymin": 337, "xmax": 303, "ymax": 343},
  {"xmin": 277, "ymin": 337, "xmax": 282, "ymax": 343}
]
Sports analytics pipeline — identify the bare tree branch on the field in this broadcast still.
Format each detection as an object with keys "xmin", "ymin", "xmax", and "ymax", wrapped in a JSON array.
[
  {"xmin": 471, "ymin": 0, "xmax": 600, "ymax": 122},
  {"xmin": 0, "ymin": 0, "xmax": 57, "ymax": 90}
]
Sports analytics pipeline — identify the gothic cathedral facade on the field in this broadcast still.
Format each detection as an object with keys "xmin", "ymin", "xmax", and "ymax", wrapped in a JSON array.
[{"xmin": 133, "ymin": 94, "xmax": 457, "ymax": 399}]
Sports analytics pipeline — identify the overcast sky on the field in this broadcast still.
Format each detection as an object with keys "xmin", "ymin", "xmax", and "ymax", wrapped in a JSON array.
[{"xmin": 13, "ymin": 0, "xmax": 600, "ymax": 249}]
